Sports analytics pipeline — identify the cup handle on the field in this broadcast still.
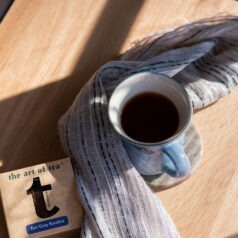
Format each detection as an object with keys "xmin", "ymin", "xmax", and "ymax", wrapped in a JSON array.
[{"xmin": 161, "ymin": 142, "xmax": 191, "ymax": 177}]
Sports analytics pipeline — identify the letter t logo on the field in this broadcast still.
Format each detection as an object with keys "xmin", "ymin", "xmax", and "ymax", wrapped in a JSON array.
[{"xmin": 26, "ymin": 177, "xmax": 59, "ymax": 218}]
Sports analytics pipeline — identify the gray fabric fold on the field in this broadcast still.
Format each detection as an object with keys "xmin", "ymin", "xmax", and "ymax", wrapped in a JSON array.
[{"xmin": 58, "ymin": 16, "xmax": 238, "ymax": 238}]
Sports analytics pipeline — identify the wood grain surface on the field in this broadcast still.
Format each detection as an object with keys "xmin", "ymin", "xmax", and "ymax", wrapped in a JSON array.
[{"xmin": 1, "ymin": 0, "xmax": 238, "ymax": 237}]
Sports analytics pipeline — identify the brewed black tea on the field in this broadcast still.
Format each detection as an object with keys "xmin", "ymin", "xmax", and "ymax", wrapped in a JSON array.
[{"xmin": 121, "ymin": 92, "xmax": 179, "ymax": 143}]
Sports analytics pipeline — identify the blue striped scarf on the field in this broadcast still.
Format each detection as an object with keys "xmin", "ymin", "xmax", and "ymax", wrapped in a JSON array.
[{"xmin": 59, "ymin": 16, "xmax": 238, "ymax": 238}]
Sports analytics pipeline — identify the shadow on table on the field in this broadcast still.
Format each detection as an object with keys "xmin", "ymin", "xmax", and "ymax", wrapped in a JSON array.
[
  {"xmin": 0, "ymin": 1, "xmax": 144, "ymax": 237},
  {"xmin": 0, "ymin": 0, "xmax": 144, "ymax": 170},
  {"xmin": 226, "ymin": 234, "xmax": 238, "ymax": 238}
]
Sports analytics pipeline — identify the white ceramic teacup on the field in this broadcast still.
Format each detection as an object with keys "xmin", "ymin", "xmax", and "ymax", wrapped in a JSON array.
[{"xmin": 108, "ymin": 72, "xmax": 192, "ymax": 177}]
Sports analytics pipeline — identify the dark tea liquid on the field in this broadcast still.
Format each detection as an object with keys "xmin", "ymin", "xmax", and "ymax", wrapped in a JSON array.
[{"xmin": 121, "ymin": 92, "xmax": 179, "ymax": 143}]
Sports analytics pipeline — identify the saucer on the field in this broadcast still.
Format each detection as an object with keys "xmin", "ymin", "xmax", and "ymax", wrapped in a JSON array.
[{"xmin": 142, "ymin": 122, "xmax": 203, "ymax": 191}]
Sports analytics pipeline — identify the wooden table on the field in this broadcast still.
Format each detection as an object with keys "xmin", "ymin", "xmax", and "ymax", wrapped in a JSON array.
[{"xmin": 1, "ymin": 1, "xmax": 238, "ymax": 237}]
